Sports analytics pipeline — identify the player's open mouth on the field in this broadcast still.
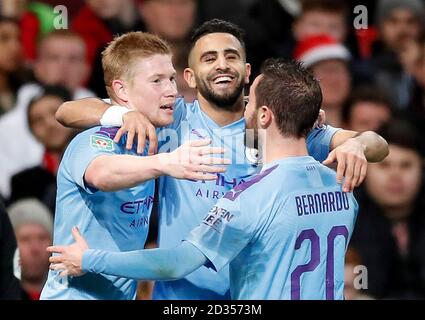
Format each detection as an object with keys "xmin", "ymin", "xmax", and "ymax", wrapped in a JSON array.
[
  {"xmin": 212, "ymin": 74, "xmax": 235, "ymax": 84},
  {"xmin": 160, "ymin": 104, "xmax": 174, "ymax": 110}
]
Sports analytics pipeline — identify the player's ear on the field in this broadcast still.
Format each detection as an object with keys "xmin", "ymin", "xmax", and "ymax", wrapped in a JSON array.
[
  {"xmin": 112, "ymin": 80, "xmax": 128, "ymax": 103},
  {"xmin": 184, "ymin": 68, "xmax": 197, "ymax": 89},
  {"xmin": 259, "ymin": 106, "xmax": 272, "ymax": 128},
  {"xmin": 244, "ymin": 63, "xmax": 251, "ymax": 84}
]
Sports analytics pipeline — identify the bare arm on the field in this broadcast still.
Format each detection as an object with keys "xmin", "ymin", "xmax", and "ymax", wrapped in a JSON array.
[
  {"xmin": 324, "ymin": 129, "xmax": 389, "ymax": 192},
  {"xmin": 85, "ymin": 154, "xmax": 166, "ymax": 192},
  {"xmin": 84, "ymin": 139, "xmax": 229, "ymax": 192},
  {"xmin": 56, "ymin": 98, "xmax": 109, "ymax": 129},
  {"xmin": 330, "ymin": 130, "xmax": 389, "ymax": 163},
  {"xmin": 56, "ymin": 99, "xmax": 158, "ymax": 155}
]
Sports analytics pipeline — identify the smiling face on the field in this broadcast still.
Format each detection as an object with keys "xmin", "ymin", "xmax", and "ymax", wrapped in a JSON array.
[
  {"xmin": 120, "ymin": 54, "xmax": 177, "ymax": 127},
  {"xmin": 186, "ymin": 32, "xmax": 250, "ymax": 109}
]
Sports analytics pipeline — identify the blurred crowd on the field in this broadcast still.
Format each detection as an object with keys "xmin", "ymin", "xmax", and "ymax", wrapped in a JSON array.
[{"xmin": 1, "ymin": 0, "xmax": 425, "ymax": 300}]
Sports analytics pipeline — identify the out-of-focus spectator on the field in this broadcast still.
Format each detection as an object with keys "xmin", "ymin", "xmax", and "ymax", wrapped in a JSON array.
[
  {"xmin": 9, "ymin": 86, "xmax": 75, "ymax": 213},
  {"xmin": 137, "ymin": 0, "xmax": 197, "ymax": 65},
  {"xmin": 342, "ymin": 86, "xmax": 393, "ymax": 132},
  {"xmin": 397, "ymin": 33, "xmax": 425, "ymax": 150},
  {"xmin": 294, "ymin": 34, "xmax": 351, "ymax": 127},
  {"xmin": 376, "ymin": 0, "xmax": 423, "ymax": 54},
  {"xmin": 173, "ymin": 47, "xmax": 196, "ymax": 102},
  {"xmin": 8, "ymin": 198, "xmax": 53, "ymax": 300},
  {"xmin": 0, "ymin": 199, "xmax": 22, "ymax": 299},
  {"xmin": 293, "ymin": 0, "xmax": 349, "ymax": 43},
  {"xmin": 0, "ymin": 16, "xmax": 30, "ymax": 116},
  {"xmin": 138, "ymin": 0, "xmax": 198, "ymax": 100},
  {"xmin": 139, "ymin": 0, "xmax": 197, "ymax": 45},
  {"xmin": 26, "ymin": 86, "xmax": 74, "ymax": 171},
  {"xmin": 72, "ymin": 0, "xmax": 146, "ymax": 97},
  {"xmin": 278, "ymin": 0, "xmax": 350, "ymax": 61},
  {"xmin": 201, "ymin": 0, "xmax": 255, "ymax": 23},
  {"xmin": 0, "ymin": 30, "xmax": 94, "ymax": 200},
  {"xmin": 33, "ymin": 30, "xmax": 90, "ymax": 93},
  {"xmin": 372, "ymin": 0, "xmax": 424, "ymax": 109},
  {"xmin": 400, "ymin": 34, "xmax": 425, "ymax": 118},
  {"xmin": 351, "ymin": 119, "xmax": 425, "ymax": 299},
  {"xmin": 247, "ymin": 0, "xmax": 372, "ymax": 81},
  {"xmin": 246, "ymin": 0, "xmax": 350, "ymax": 67},
  {"xmin": 72, "ymin": 0, "xmax": 144, "ymax": 68},
  {"xmin": 235, "ymin": 0, "xmax": 298, "ymax": 77},
  {"xmin": 344, "ymin": 246, "xmax": 375, "ymax": 300},
  {"xmin": 1, "ymin": 0, "xmax": 56, "ymax": 64}
]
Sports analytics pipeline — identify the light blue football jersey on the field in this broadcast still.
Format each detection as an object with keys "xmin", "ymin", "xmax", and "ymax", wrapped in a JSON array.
[
  {"xmin": 153, "ymin": 98, "xmax": 341, "ymax": 299},
  {"xmin": 40, "ymin": 126, "xmax": 154, "ymax": 300},
  {"xmin": 186, "ymin": 156, "xmax": 358, "ymax": 300}
]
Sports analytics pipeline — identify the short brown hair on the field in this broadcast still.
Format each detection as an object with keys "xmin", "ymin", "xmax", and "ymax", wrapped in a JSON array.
[
  {"xmin": 102, "ymin": 32, "xmax": 171, "ymax": 100},
  {"xmin": 189, "ymin": 19, "xmax": 246, "ymax": 55},
  {"xmin": 256, "ymin": 58, "xmax": 322, "ymax": 138}
]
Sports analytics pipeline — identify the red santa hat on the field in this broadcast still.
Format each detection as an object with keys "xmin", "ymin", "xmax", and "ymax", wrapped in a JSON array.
[{"xmin": 293, "ymin": 34, "xmax": 351, "ymax": 68}]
